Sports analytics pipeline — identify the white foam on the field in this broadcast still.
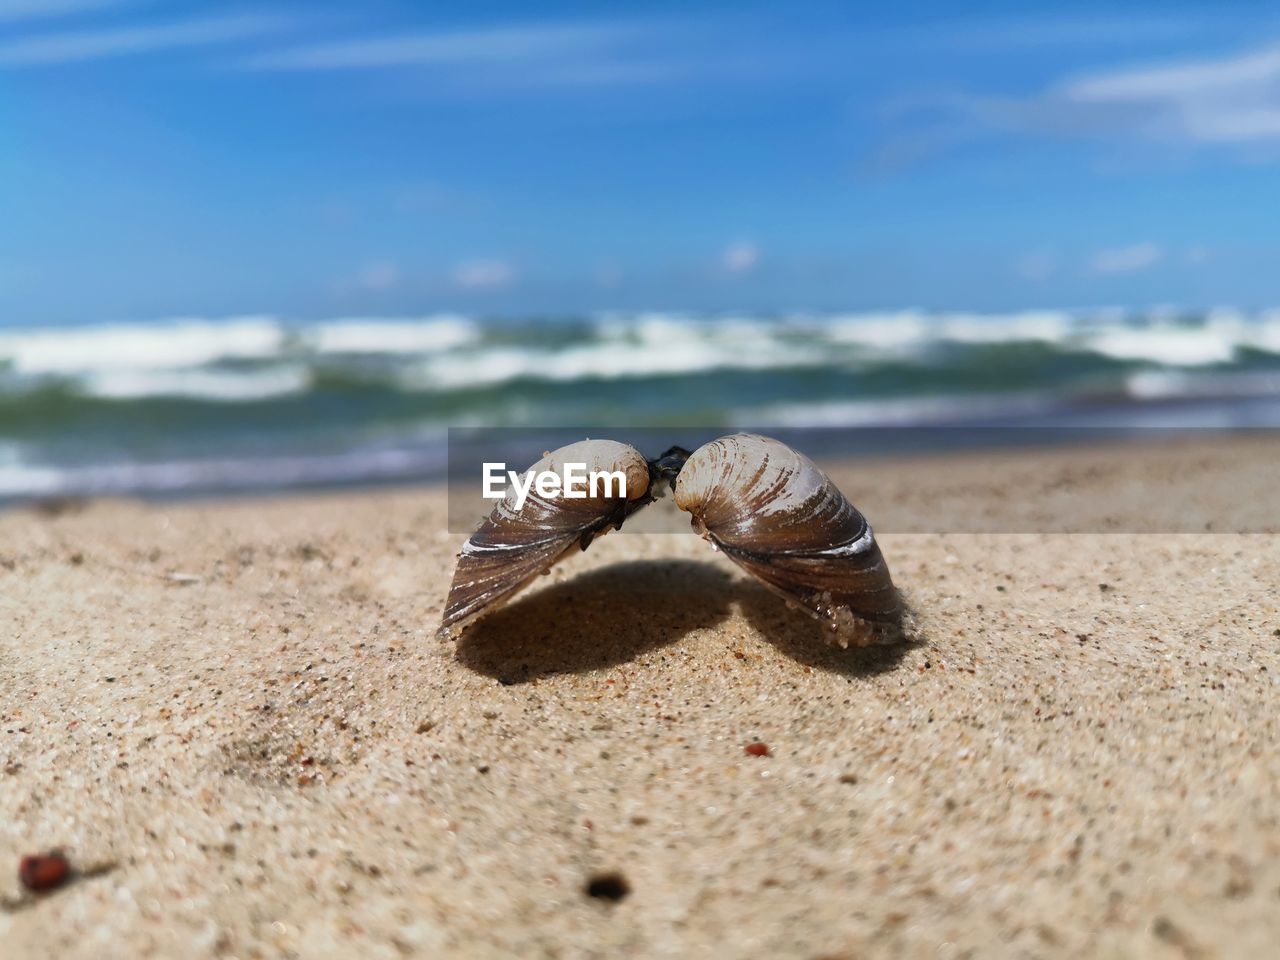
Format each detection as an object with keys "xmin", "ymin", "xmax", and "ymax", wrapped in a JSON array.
[
  {"xmin": 1127, "ymin": 368, "xmax": 1280, "ymax": 399},
  {"xmin": 817, "ymin": 309, "xmax": 1077, "ymax": 352},
  {"xmin": 0, "ymin": 446, "xmax": 448, "ymax": 500},
  {"xmin": 1126, "ymin": 370, "xmax": 1192, "ymax": 400},
  {"xmin": 0, "ymin": 442, "xmax": 61, "ymax": 497},
  {"xmin": 1084, "ymin": 326, "xmax": 1237, "ymax": 366},
  {"xmin": 825, "ymin": 311, "xmax": 932, "ymax": 351},
  {"xmin": 4, "ymin": 309, "xmax": 1280, "ymax": 407},
  {"xmin": 735, "ymin": 392, "xmax": 1056, "ymax": 428},
  {"xmin": 0, "ymin": 316, "xmax": 285, "ymax": 375},
  {"xmin": 1219, "ymin": 308, "xmax": 1280, "ymax": 356},
  {"xmin": 403, "ymin": 327, "xmax": 830, "ymax": 391},
  {"xmin": 0, "ymin": 463, "xmax": 64, "ymax": 497},
  {"xmin": 937, "ymin": 310, "xmax": 1075, "ymax": 344},
  {"xmin": 311, "ymin": 315, "xmax": 479, "ymax": 354},
  {"xmin": 84, "ymin": 365, "xmax": 310, "ymax": 401}
]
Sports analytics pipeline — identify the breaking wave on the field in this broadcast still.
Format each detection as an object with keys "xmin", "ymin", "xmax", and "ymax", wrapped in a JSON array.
[
  {"xmin": 3, "ymin": 307, "xmax": 1280, "ymax": 501},
  {"xmin": 4, "ymin": 308, "xmax": 1280, "ymax": 401}
]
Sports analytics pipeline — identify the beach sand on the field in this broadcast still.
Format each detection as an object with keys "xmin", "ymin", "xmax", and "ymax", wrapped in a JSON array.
[{"xmin": 2, "ymin": 438, "xmax": 1278, "ymax": 958}]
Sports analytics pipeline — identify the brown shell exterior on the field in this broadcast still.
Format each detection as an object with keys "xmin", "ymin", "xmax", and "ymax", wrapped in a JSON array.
[
  {"xmin": 441, "ymin": 440, "xmax": 651, "ymax": 634},
  {"xmin": 674, "ymin": 434, "xmax": 899, "ymax": 639}
]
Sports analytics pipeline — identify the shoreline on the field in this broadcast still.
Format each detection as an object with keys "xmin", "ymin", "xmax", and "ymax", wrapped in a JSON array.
[
  {"xmin": 2, "ymin": 437, "xmax": 1278, "ymax": 957},
  {"xmin": 6, "ymin": 421, "xmax": 1280, "ymax": 513},
  {"xmin": 11, "ymin": 429, "xmax": 1280, "ymax": 534}
]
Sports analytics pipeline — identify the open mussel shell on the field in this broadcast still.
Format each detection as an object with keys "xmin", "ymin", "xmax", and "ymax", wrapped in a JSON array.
[
  {"xmin": 674, "ymin": 433, "xmax": 901, "ymax": 646},
  {"xmin": 440, "ymin": 439, "xmax": 652, "ymax": 635}
]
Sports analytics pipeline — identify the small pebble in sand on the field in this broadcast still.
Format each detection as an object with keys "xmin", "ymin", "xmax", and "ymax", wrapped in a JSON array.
[
  {"xmin": 584, "ymin": 871, "xmax": 630, "ymax": 902},
  {"xmin": 19, "ymin": 852, "xmax": 71, "ymax": 893},
  {"xmin": 744, "ymin": 742, "xmax": 770, "ymax": 757}
]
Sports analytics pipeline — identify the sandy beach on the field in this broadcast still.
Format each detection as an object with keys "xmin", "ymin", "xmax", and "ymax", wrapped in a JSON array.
[{"xmin": 2, "ymin": 437, "xmax": 1278, "ymax": 958}]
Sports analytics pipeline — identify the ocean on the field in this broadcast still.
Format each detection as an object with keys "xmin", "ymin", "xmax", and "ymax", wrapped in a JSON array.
[{"xmin": 3, "ymin": 308, "xmax": 1280, "ymax": 504}]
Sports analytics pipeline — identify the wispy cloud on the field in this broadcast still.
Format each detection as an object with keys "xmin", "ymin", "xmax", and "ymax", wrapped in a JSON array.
[
  {"xmin": 1058, "ymin": 43, "xmax": 1280, "ymax": 143},
  {"xmin": 1016, "ymin": 250, "xmax": 1057, "ymax": 281},
  {"xmin": 1067, "ymin": 45, "xmax": 1280, "ymax": 100},
  {"xmin": 454, "ymin": 259, "xmax": 514, "ymax": 290},
  {"xmin": 240, "ymin": 23, "xmax": 631, "ymax": 72},
  {"xmin": 236, "ymin": 20, "xmax": 681, "ymax": 91},
  {"xmin": 722, "ymin": 241, "xmax": 760, "ymax": 275},
  {"xmin": 0, "ymin": 13, "xmax": 284, "ymax": 67},
  {"xmin": 356, "ymin": 261, "xmax": 400, "ymax": 292},
  {"xmin": 595, "ymin": 262, "xmax": 623, "ymax": 289},
  {"xmin": 913, "ymin": 14, "xmax": 1204, "ymax": 52},
  {"xmin": 1090, "ymin": 242, "xmax": 1163, "ymax": 274},
  {"xmin": 879, "ymin": 38, "xmax": 1280, "ymax": 170},
  {"xmin": 0, "ymin": 0, "xmax": 125, "ymax": 23}
]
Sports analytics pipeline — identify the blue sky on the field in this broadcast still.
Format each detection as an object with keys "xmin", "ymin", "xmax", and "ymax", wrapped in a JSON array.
[{"xmin": 3, "ymin": 0, "xmax": 1280, "ymax": 323}]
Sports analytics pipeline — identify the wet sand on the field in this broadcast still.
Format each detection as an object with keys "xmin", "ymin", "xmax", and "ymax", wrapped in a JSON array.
[{"xmin": 2, "ymin": 438, "xmax": 1278, "ymax": 958}]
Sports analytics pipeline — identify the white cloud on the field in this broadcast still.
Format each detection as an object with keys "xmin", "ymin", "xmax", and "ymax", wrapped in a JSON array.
[
  {"xmin": 241, "ymin": 23, "xmax": 631, "ymax": 71},
  {"xmin": 1090, "ymin": 242, "xmax": 1163, "ymax": 274},
  {"xmin": 1016, "ymin": 250, "xmax": 1057, "ymax": 281},
  {"xmin": 722, "ymin": 241, "xmax": 760, "ymax": 274},
  {"xmin": 0, "ymin": 0, "xmax": 124, "ymax": 22},
  {"xmin": 454, "ymin": 259, "xmax": 514, "ymax": 290},
  {"xmin": 595, "ymin": 262, "xmax": 623, "ymax": 289},
  {"xmin": 893, "ymin": 39, "xmax": 1280, "ymax": 162},
  {"xmin": 357, "ymin": 261, "xmax": 400, "ymax": 291},
  {"xmin": 1065, "ymin": 45, "xmax": 1280, "ymax": 101},
  {"xmin": 1058, "ymin": 42, "xmax": 1280, "ymax": 144},
  {"xmin": 237, "ymin": 20, "xmax": 677, "ymax": 91},
  {"xmin": 0, "ymin": 14, "xmax": 284, "ymax": 67}
]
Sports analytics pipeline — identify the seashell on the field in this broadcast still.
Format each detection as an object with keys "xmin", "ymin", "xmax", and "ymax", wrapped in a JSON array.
[
  {"xmin": 440, "ymin": 439, "xmax": 652, "ymax": 635},
  {"xmin": 441, "ymin": 433, "xmax": 903, "ymax": 648},
  {"xmin": 674, "ymin": 434, "xmax": 900, "ymax": 647}
]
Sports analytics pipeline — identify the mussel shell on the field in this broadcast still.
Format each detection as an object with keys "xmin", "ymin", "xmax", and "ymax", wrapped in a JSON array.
[
  {"xmin": 674, "ymin": 433, "xmax": 900, "ymax": 641},
  {"xmin": 441, "ymin": 439, "xmax": 651, "ymax": 634}
]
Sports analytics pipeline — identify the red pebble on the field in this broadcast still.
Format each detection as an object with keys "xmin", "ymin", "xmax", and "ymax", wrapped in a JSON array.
[
  {"xmin": 744, "ymin": 742, "xmax": 770, "ymax": 757},
  {"xmin": 19, "ymin": 852, "xmax": 71, "ymax": 893}
]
